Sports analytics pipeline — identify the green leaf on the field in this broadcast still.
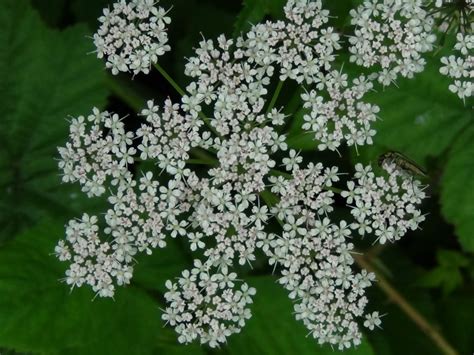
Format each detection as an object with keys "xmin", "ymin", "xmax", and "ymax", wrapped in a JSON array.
[
  {"xmin": 31, "ymin": 0, "xmax": 67, "ymax": 27},
  {"xmin": 436, "ymin": 291, "xmax": 474, "ymax": 355},
  {"xmin": 0, "ymin": 222, "xmax": 170, "ymax": 355},
  {"xmin": 71, "ymin": 0, "xmax": 111, "ymax": 29},
  {"xmin": 0, "ymin": 0, "xmax": 109, "ymax": 241},
  {"xmin": 321, "ymin": 0, "xmax": 356, "ymax": 29},
  {"xmin": 233, "ymin": 0, "xmax": 286, "ymax": 37},
  {"xmin": 354, "ymin": 60, "xmax": 472, "ymax": 168},
  {"xmin": 441, "ymin": 125, "xmax": 474, "ymax": 251},
  {"xmin": 419, "ymin": 250, "xmax": 468, "ymax": 295},
  {"xmin": 286, "ymin": 133, "xmax": 320, "ymax": 151},
  {"xmin": 436, "ymin": 250, "xmax": 469, "ymax": 268},
  {"xmin": 366, "ymin": 248, "xmax": 441, "ymax": 355},
  {"xmin": 133, "ymin": 238, "xmax": 191, "ymax": 294},
  {"xmin": 285, "ymin": 107, "xmax": 320, "ymax": 151},
  {"xmin": 226, "ymin": 276, "xmax": 375, "ymax": 355}
]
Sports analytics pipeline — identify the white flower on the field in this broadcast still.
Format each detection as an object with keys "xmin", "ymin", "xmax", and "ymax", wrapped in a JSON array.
[
  {"xmin": 54, "ymin": 240, "xmax": 71, "ymax": 261},
  {"xmin": 282, "ymin": 149, "xmax": 302, "ymax": 171},
  {"xmin": 300, "ymin": 72, "xmax": 379, "ymax": 152},
  {"xmin": 364, "ymin": 311, "xmax": 383, "ymax": 330},
  {"xmin": 349, "ymin": 0, "xmax": 436, "ymax": 86},
  {"xmin": 58, "ymin": 109, "xmax": 134, "ymax": 198},
  {"xmin": 236, "ymin": 0, "xmax": 340, "ymax": 85},
  {"xmin": 188, "ymin": 232, "xmax": 205, "ymax": 251},
  {"xmin": 163, "ymin": 263, "xmax": 255, "ymax": 348},
  {"xmin": 93, "ymin": 0, "xmax": 171, "ymax": 75},
  {"xmin": 263, "ymin": 163, "xmax": 377, "ymax": 350},
  {"xmin": 440, "ymin": 33, "xmax": 473, "ymax": 101},
  {"xmin": 344, "ymin": 163, "xmax": 426, "ymax": 243}
]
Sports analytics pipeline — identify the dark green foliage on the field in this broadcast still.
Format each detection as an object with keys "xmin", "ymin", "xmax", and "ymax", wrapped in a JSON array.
[
  {"xmin": 440, "ymin": 124, "xmax": 474, "ymax": 252},
  {"xmin": 0, "ymin": 0, "xmax": 109, "ymax": 243},
  {"xmin": 365, "ymin": 249, "xmax": 442, "ymax": 355},
  {"xmin": 419, "ymin": 250, "xmax": 469, "ymax": 295},
  {"xmin": 233, "ymin": 0, "xmax": 286, "ymax": 36},
  {"xmin": 355, "ymin": 58, "xmax": 472, "ymax": 166},
  {"xmin": 0, "ymin": 223, "xmax": 164, "ymax": 354}
]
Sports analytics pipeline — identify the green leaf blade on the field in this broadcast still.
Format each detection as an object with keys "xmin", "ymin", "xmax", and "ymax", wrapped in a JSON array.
[{"xmin": 0, "ymin": 0, "xmax": 109, "ymax": 242}]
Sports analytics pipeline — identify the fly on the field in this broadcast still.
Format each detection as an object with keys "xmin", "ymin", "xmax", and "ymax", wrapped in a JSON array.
[{"xmin": 378, "ymin": 151, "xmax": 427, "ymax": 178}]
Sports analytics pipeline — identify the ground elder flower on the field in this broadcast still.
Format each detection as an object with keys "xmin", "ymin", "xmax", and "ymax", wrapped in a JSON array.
[
  {"xmin": 364, "ymin": 311, "xmax": 383, "ymax": 330},
  {"xmin": 137, "ymin": 99, "xmax": 203, "ymax": 171},
  {"xmin": 349, "ymin": 0, "xmax": 436, "ymax": 86},
  {"xmin": 440, "ymin": 33, "xmax": 473, "ymax": 100},
  {"xmin": 343, "ymin": 163, "xmax": 427, "ymax": 243},
  {"xmin": 93, "ymin": 0, "xmax": 171, "ymax": 75},
  {"xmin": 185, "ymin": 0, "xmax": 379, "ymax": 152},
  {"xmin": 236, "ymin": 0, "xmax": 341, "ymax": 85},
  {"xmin": 56, "ymin": 0, "xmax": 430, "ymax": 349},
  {"xmin": 264, "ymin": 164, "xmax": 377, "ymax": 349},
  {"xmin": 301, "ymin": 72, "xmax": 379, "ymax": 152},
  {"xmin": 57, "ymin": 108, "xmax": 183, "ymax": 297},
  {"xmin": 162, "ymin": 262, "xmax": 255, "ymax": 347},
  {"xmin": 58, "ymin": 108, "xmax": 134, "ymax": 197}
]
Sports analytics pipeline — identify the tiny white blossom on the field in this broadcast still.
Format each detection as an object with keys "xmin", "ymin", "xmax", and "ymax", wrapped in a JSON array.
[
  {"xmin": 364, "ymin": 311, "xmax": 383, "ymax": 330},
  {"xmin": 440, "ymin": 33, "xmax": 473, "ymax": 100}
]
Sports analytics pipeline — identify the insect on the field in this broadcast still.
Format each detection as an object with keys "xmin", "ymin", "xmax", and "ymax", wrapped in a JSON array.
[{"xmin": 378, "ymin": 151, "xmax": 427, "ymax": 178}]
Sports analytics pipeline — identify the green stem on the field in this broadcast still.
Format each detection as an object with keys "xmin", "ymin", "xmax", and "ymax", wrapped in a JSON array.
[
  {"xmin": 198, "ymin": 112, "xmax": 220, "ymax": 138},
  {"xmin": 270, "ymin": 169, "xmax": 292, "ymax": 179},
  {"xmin": 153, "ymin": 63, "xmax": 185, "ymax": 96},
  {"xmin": 325, "ymin": 185, "xmax": 343, "ymax": 194},
  {"xmin": 186, "ymin": 159, "xmax": 214, "ymax": 165},
  {"xmin": 154, "ymin": 63, "xmax": 221, "ymax": 138},
  {"xmin": 259, "ymin": 190, "xmax": 284, "ymax": 228},
  {"xmin": 354, "ymin": 254, "xmax": 459, "ymax": 355},
  {"xmin": 190, "ymin": 148, "xmax": 218, "ymax": 165},
  {"xmin": 266, "ymin": 81, "xmax": 284, "ymax": 114},
  {"xmin": 105, "ymin": 74, "xmax": 145, "ymax": 112}
]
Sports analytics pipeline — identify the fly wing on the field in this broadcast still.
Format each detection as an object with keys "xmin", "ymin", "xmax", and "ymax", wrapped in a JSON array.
[
  {"xmin": 379, "ymin": 151, "xmax": 428, "ymax": 177},
  {"xmin": 392, "ymin": 151, "xmax": 428, "ymax": 177}
]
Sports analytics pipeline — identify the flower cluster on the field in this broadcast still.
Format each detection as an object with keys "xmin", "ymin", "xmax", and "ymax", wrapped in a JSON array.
[
  {"xmin": 236, "ymin": 0, "xmax": 340, "ymax": 84},
  {"xmin": 235, "ymin": 0, "xmax": 380, "ymax": 151},
  {"xmin": 349, "ymin": 0, "xmax": 436, "ymax": 85},
  {"xmin": 440, "ymin": 33, "xmax": 473, "ymax": 100},
  {"xmin": 137, "ymin": 99, "xmax": 203, "ymax": 169},
  {"xmin": 163, "ymin": 262, "xmax": 256, "ymax": 348},
  {"xmin": 343, "ymin": 163, "xmax": 427, "ymax": 244},
  {"xmin": 266, "ymin": 164, "xmax": 378, "ymax": 348},
  {"xmin": 301, "ymin": 72, "xmax": 379, "ymax": 152},
  {"xmin": 57, "ymin": 109, "xmax": 180, "ymax": 296},
  {"xmin": 93, "ymin": 0, "xmax": 171, "ymax": 75},
  {"xmin": 58, "ymin": 109, "xmax": 134, "ymax": 197},
  {"xmin": 56, "ymin": 0, "xmax": 430, "ymax": 350}
]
